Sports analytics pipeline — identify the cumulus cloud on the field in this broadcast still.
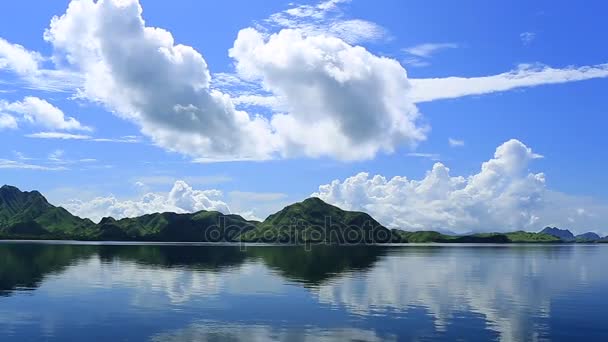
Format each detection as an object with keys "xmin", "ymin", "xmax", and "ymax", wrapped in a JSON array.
[
  {"xmin": 0, "ymin": 37, "xmax": 42, "ymax": 74},
  {"xmin": 0, "ymin": 96, "xmax": 90, "ymax": 131},
  {"xmin": 64, "ymin": 180, "xmax": 231, "ymax": 222},
  {"xmin": 230, "ymin": 28, "xmax": 427, "ymax": 160},
  {"xmin": 409, "ymin": 63, "xmax": 608, "ymax": 103},
  {"xmin": 313, "ymin": 139, "xmax": 608, "ymax": 234},
  {"xmin": 2, "ymin": 0, "xmax": 605, "ymax": 163},
  {"xmin": 44, "ymin": 0, "xmax": 277, "ymax": 161}
]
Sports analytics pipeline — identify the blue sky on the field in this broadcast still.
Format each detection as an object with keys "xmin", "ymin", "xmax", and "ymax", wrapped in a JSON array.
[{"xmin": 1, "ymin": 0, "xmax": 607, "ymax": 234}]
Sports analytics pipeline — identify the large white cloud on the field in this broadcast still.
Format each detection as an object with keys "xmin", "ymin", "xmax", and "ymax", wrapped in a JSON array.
[
  {"xmin": 230, "ymin": 28, "xmax": 427, "ymax": 160},
  {"xmin": 0, "ymin": 96, "xmax": 90, "ymax": 131},
  {"xmin": 64, "ymin": 180, "xmax": 231, "ymax": 222},
  {"xmin": 313, "ymin": 139, "xmax": 608, "ymax": 234},
  {"xmin": 44, "ymin": 0, "xmax": 278, "ymax": 161}
]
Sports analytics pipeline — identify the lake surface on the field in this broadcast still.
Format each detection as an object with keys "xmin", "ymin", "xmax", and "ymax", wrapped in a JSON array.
[{"xmin": 1, "ymin": 242, "xmax": 607, "ymax": 341}]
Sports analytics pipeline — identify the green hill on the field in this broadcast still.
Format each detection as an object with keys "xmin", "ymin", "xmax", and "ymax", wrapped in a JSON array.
[
  {"xmin": 0, "ymin": 185, "xmax": 595, "ymax": 244},
  {"xmin": 0, "ymin": 185, "xmax": 96, "ymax": 238},
  {"xmin": 239, "ymin": 197, "xmax": 391, "ymax": 243},
  {"xmin": 99, "ymin": 210, "xmax": 258, "ymax": 241}
]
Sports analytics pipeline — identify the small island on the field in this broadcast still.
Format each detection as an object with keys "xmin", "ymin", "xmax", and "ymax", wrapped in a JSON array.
[{"xmin": 1, "ymin": 185, "xmax": 606, "ymax": 244}]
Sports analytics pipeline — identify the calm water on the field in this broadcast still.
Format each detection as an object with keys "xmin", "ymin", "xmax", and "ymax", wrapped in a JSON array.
[{"xmin": 1, "ymin": 242, "xmax": 608, "ymax": 341}]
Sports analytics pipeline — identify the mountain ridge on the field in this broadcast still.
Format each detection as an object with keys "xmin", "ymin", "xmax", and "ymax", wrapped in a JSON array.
[{"xmin": 1, "ymin": 185, "xmax": 605, "ymax": 243}]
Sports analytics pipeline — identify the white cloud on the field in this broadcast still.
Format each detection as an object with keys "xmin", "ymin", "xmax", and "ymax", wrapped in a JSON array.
[
  {"xmin": 135, "ymin": 175, "xmax": 233, "ymax": 187},
  {"xmin": 0, "ymin": 96, "xmax": 90, "ymax": 131},
  {"xmin": 0, "ymin": 113, "xmax": 17, "ymax": 130},
  {"xmin": 2, "ymin": 0, "xmax": 603, "ymax": 163},
  {"xmin": 520, "ymin": 32, "xmax": 536, "ymax": 45},
  {"xmin": 25, "ymin": 132, "xmax": 91, "ymax": 140},
  {"xmin": 0, "ymin": 158, "xmax": 67, "ymax": 171},
  {"xmin": 25, "ymin": 131, "xmax": 140, "ymax": 143},
  {"xmin": 406, "ymin": 152, "xmax": 441, "ymax": 161},
  {"xmin": 0, "ymin": 37, "xmax": 82, "ymax": 92},
  {"xmin": 403, "ymin": 43, "xmax": 458, "ymax": 58},
  {"xmin": 409, "ymin": 63, "xmax": 608, "ymax": 103},
  {"xmin": 313, "ymin": 139, "xmax": 608, "ymax": 234},
  {"xmin": 48, "ymin": 149, "xmax": 65, "ymax": 161},
  {"xmin": 64, "ymin": 180, "xmax": 232, "ymax": 222},
  {"xmin": 0, "ymin": 37, "xmax": 42, "ymax": 74},
  {"xmin": 231, "ymin": 28, "xmax": 427, "ymax": 160},
  {"xmin": 402, "ymin": 43, "xmax": 458, "ymax": 67},
  {"xmin": 264, "ymin": 0, "xmax": 386, "ymax": 44},
  {"xmin": 44, "ymin": 0, "xmax": 277, "ymax": 161},
  {"xmin": 448, "ymin": 138, "xmax": 465, "ymax": 147}
]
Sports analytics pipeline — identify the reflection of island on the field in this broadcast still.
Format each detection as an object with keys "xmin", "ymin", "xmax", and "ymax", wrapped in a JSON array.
[
  {"xmin": 0, "ymin": 243, "xmax": 385, "ymax": 295},
  {"xmin": 2, "ymin": 243, "xmax": 607, "ymax": 341},
  {"xmin": 0, "ymin": 243, "xmax": 96, "ymax": 296},
  {"xmin": 247, "ymin": 245, "xmax": 387, "ymax": 285}
]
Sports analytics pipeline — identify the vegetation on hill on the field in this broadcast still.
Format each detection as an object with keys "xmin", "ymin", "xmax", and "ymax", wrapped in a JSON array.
[
  {"xmin": 0, "ymin": 185, "xmax": 604, "ymax": 244},
  {"xmin": 239, "ymin": 197, "xmax": 391, "ymax": 243}
]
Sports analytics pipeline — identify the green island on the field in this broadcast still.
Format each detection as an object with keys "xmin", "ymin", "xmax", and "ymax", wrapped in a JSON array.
[{"xmin": 1, "ymin": 185, "xmax": 606, "ymax": 243}]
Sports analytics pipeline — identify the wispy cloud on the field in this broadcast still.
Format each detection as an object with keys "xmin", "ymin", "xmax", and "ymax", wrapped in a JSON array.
[
  {"xmin": 404, "ymin": 43, "xmax": 459, "ymax": 58},
  {"xmin": 0, "ymin": 158, "xmax": 67, "ymax": 171},
  {"xmin": 406, "ymin": 152, "xmax": 441, "ymax": 161},
  {"xmin": 520, "ymin": 32, "xmax": 536, "ymax": 45},
  {"xmin": 25, "ymin": 132, "xmax": 141, "ymax": 143},
  {"xmin": 410, "ymin": 63, "xmax": 608, "ymax": 103},
  {"xmin": 262, "ymin": 0, "xmax": 387, "ymax": 44},
  {"xmin": 448, "ymin": 138, "xmax": 465, "ymax": 147},
  {"xmin": 134, "ymin": 175, "xmax": 233, "ymax": 187},
  {"xmin": 402, "ymin": 43, "xmax": 459, "ymax": 67}
]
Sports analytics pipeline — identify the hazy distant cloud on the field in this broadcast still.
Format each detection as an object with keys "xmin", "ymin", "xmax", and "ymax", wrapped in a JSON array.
[
  {"xmin": 520, "ymin": 32, "xmax": 536, "ymax": 45},
  {"xmin": 404, "ymin": 43, "xmax": 459, "ymax": 58},
  {"xmin": 406, "ymin": 152, "xmax": 441, "ymax": 161},
  {"xmin": 409, "ymin": 63, "xmax": 608, "ymax": 102},
  {"xmin": 135, "ymin": 175, "xmax": 233, "ymax": 187},
  {"xmin": 448, "ymin": 138, "xmax": 465, "ymax": 147},
  {"xmin": 0, "ymin": 158, "xmax": 67, "ymax": 171},
  {"xmin": 25, "ymin": 131, "xmax": 140, "ymax": 143},
  {"xmin": 64, "ymin": 180, "xmax": 232, "ymax": 222},
  {"xmin": 402, "ymin": 42, "xmax": 458, "ymax": 67}
]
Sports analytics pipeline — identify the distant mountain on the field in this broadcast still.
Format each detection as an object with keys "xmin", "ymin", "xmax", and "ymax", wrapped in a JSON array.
[
  {"xmin": 0, "ymin": 185, "xmax": 96, "ymax": 238},
  {"xmin": 239, "ymin": 197, "xmax": 391, "ymax": 243},
  {"xmin": 540, "ymin": 227, "xmax": 575, "ymax": 242},
  {"xmin": 575, "ymin": 232, "xmax": 601, "ymax": 242},
  {"xmin": 391, "ymin": 230, "xmax": 560, "ymax": 243}
]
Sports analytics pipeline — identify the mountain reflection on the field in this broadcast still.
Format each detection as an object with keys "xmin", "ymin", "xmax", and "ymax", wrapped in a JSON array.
[{"xmin": 1, "ymin": 243, "xmax": 608, "ymax": 341}]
